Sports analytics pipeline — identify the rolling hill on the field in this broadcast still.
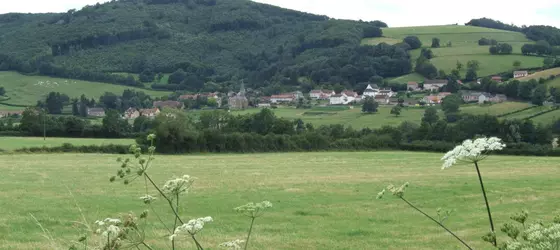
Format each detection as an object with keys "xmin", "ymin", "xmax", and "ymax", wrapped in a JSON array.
[
  {"xmin": 0, "ymin": 0, "xmax": 401, "ymax": 93},
  {"xmin": 362, "ymin": 25, "xmax": 545, "ymax": 82}
]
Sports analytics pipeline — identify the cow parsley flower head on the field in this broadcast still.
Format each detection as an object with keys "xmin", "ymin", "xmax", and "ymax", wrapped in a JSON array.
[
  {"xmin": 234, "ymin": 201, "xmax": 273, "ymax": 218},
  {"xmin": 552, "ymin": 138, "xmax": 559, "ymax": 149},
  {"xmin": 219, "ymin": 239, "xmax": 245, "ymax": 249},
  {"xmin": 441, "ymin": 137, "xmax": 506, "ymax": 169},
  {"xmin": 171, "ymin": 216, "xmax": 213, "ymax": 240},
  {"xmin": 162, "ymin": 175, "xmax": 195, "ymax": 198},
  {"xmin": 94, "ymin": 218, "xmax": 122, "ymax": 240},
  {"xmin": 139, "ymin": 195, "xmax": 156, "ymax": 204}
]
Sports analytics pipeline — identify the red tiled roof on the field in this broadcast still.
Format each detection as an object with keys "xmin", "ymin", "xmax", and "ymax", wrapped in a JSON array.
[{"xmin": 271, "ymin": 94, "xmax": 294, "ymax": 99}]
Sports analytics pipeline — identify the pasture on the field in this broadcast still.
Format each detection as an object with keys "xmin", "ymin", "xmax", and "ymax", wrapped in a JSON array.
[
  {"xmin": 229, "ymin": 106, "xmax": 434, "ymax": 129},
  {"xmin": 518, "ymin": 67, "xmax": 560, "ymax": 81},
  {"xmin": 0, "ymin": 71, "xmax": 170, "ymax": 106},
  {"xmin": 362, "ymin": 25, "xmax": 542, "ymax": 81},
  {"xmin": 0, "ymin": 137, "xmax": 134, "ymax": 151},
  {"xmin": 0, "ymin": 152, "xmax": 558, "ymax": 249},
  {"xmin": 460, "ymin": 102, "xmax": 532, "ymax": 116}
]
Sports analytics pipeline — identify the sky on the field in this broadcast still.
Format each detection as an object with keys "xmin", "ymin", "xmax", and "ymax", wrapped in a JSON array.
[{"xmin": 0, "ymin": 0, "xmax": 558, "ymax": 28}]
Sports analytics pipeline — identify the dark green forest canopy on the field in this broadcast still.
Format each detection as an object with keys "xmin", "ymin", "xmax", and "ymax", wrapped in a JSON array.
[{"xmin": 0, "ymin": 0, "xmax": 401, "ymax": 91}]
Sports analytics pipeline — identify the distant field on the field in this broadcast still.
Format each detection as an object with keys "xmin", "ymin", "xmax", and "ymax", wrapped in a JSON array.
[
  {"xmin": 0, "ymin": 71, "xmax": 171, "ymax": 106},
  {"xmin": 530, "ymin": 109, "xmax": 560, "ymax": 124},
  {"xmin": 0, "ymin": 137, "xmax": 134, "ymax": 151},
  {"xmin": 517, "ymin": 67, "xmax": 560, "ymax": 81},
  {"xmin": 430, "ymin": 54, "xmax": 544, "ymax": 77},
  {"xmin": 501, "ymin": 106, "xmax": 550, "ymax": 120},
  {"xmin": 547, "ymin": 76, "xmax": 560, "ymax": 88},
  {"xmin": 230, "ymin": 106, "xmax": 435, "ymax": 129},
  {"xmin": 362, "ymin": 25, "xmax": 542, "ymax": 82},
  {"xmin": 461, "ymin": 102, "xmax": 532, "ymax": 116},
  {"xmin": 387, "ymin": 73, "xmax": 426, "ymax": 83}
]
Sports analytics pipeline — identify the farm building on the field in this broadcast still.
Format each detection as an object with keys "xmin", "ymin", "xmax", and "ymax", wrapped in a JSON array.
[
  {"xmin": 513, "ymin": 71, "xmax": 529, "ymax": 78},
  {"xmin": 87, "ymin": 108, "xmax": 105, "ymax": 117}
]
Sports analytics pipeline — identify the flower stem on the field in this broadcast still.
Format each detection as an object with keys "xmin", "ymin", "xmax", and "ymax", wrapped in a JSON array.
[
  {"xmin": 400, "ymin": 197, "xmax": 473, "ymax": 250},
  {"xmin": 143, "ymin": 173, "xmax": 184, "ymax": 225},
  {"xmin": 172, "ymin": 193, "xmax": 179, "ymax": 250},
  {"xmin": 474, "ymin": 161, "xmax": 497, "ymax": 247},
  {"xmin": 141, "ymin": 242, "xmax": 154, "ymax": 250},
  {"xmin": 244, "ymin": 217, "xmax": 256, "ymax": 250},
  {"xmin": 191, "ymin": 235, "xmax": 204, "ymax": 250}
]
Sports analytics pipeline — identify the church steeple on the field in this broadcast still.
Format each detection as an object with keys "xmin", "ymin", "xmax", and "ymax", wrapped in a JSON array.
[{"xmin": 238, "ymin": 80, "xmax": 246, "ymax": 97}]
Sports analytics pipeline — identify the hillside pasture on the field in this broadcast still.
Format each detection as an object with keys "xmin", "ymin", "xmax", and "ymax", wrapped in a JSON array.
[
  {"xmin": 0, "ymin": 71, "xmax": 171, "ymax": 106},
  {"xmin": 501, "ymin": 106, "xmax": 550, "ymax": 120},
  {"xmin": 364, "ymin": 25, "xmax": 541, "ymax": 81},
  {"xmin": 0, "ymin": 137, "xmax": 134, "ymax": 151},
  {"xmin": 518, "ymin": 67, "xmax": 560, "ymax": 81},
  {"xmin": 1, "ymin": 152, "xmax": 559, "ymax": 249},
  {"xmin": 530, "ymin": 108, "xmax": 560, "ymax": 125},
  {"xmin": 546, "ymin": 76, "xmax": 560, "ymax": 88},
  {"xmin": 430, "ymin": 55, "xmax": 544, "ymax": 77}
]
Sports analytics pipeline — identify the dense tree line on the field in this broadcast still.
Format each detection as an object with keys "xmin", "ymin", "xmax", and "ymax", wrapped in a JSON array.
[
  {"xmin": 130, "ymin": 108, "xmax": 558, "ymax": 154},
  {"xmin": 467, "ymin": 18, "xmax": 560, "ymax": 46},
  {"xmin": 489, "ymin": 43, "xmax": 513, "ymax": 54},
  {"xmin": 4, "ymin": 106, "xmax": 559, "ymax": 156}
]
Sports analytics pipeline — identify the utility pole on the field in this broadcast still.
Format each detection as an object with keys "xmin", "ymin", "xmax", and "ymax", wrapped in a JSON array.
[{"xmin": 43, "ymin": 108, "xmax": 46, "ymax": 141}]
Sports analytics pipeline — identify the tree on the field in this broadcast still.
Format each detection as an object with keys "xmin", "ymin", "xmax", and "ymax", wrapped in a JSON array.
[
  {"xmin": 44, "ymin": 92, "xmax": 69, "ymax": 114},
  {"xmin": 362, "ymin": 97, "xmax": 378, "ymax": 113},
  {"xmin": 465, "ymin": 68, "xmax": 478, "ymax": 81},
  {"xmin": 390, "ymin": 105, "xmax": 402, "ymax": 117},
  {"xmin": 403, "ymin": 36, "xmax": 422, "ymax": 49},
  {"xmin": 421, "ymin": 48, "xmax": 434, "ymax": 59},
  {"xmin": 489, "ymin": 46, "xmax": 499, "ymax": 55},
  {"xmin": 79, "ymin": 101, "xmax": 88, "ymax": 117},
  {"xmin": 544, "ymin": 57, "xmax": 555, "ymax": 68},
  {"xmin": 139, "ymin": 69, "xmax": 155, "ymax": 83},
  {"xmin": 438, "ymin": 70, "xmax": 447, "ymax": 79},
  {"xmin": 441, "ymin": 94, "xmax": 462, "ymax": 114},
  {"xmin": 456, "ymin": 61, "xmax": 463, "ymax": 71},
  {"xmin": 531, "ymin": 84, "xmax": 547, "ymax": 106},
  {"xmin": 431, "ymin": 37, "xmax": 440, "ymax": 48},
  {"xmin": 513, "ymin": 60, "xmax": 521, "ymax": 68},
  {"xmin": 422, "ymin": 107, "xmax": 439, "ymax": 126},
  {"xmin": 168, "ymin": 69, "xmax": 187, "ymax": 84},
  {"xmin": 71, "ymin": 99, "xmax": 79, "ymax": 116},
  {"xmin": 550, "ymin": 87, "xmax": 560, "ymax": 104},
  {"xmin": 102, "ymin": 109, "xmax": 131, "ymax": 137},
  {"xmin": 0, "ymin": 86, "xmax": 5, "ymax": 96},
  {"xmin": 466, "ymin": 60, "xmax": 480, "ymax": 71},
  {"xmin": 363, "ymin": 26, "xmax": 382, "ymax": 38},
  {"xmin": 478, "ymin": 38, "xmax": 490, "ymax": 45},
  {"xmin": 450, "ymin": 69, "xmax": 461, "ymax": 80},
  {"xmin": 333, "ymin": 84, "xmax": 345, "ymax": 94}
]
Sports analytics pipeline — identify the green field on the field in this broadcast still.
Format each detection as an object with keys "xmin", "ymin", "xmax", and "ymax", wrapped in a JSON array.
[
  {"xmin": 0, "ymin": 137, "xmax": 134, "ymax": 151},
  {"xmin": 530, "ymin": 109, "xmax": 560, "ymax": 124},
  {"xmin": 362, "ymin": 25, "xmax": 542, "ymax": 82},
  {"xmin": 461, "ymin": 102, "xmax": 532, "ymax": 116},
  {"xmin": 0, "ymin": 71, "xmax": 171, "ymax": 107},
  {"xmin": 548, "ymin": 77, "xmax": 560, "ymax": 88},
  {"xmin": 230, "ymin": 106, "xmax": 435, "ymax": 129},
  {"xmin": 1, "ymin": 152, "xmax": 559, "ymax": 249}
]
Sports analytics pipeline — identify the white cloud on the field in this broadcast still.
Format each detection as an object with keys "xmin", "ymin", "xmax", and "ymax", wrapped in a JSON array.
[
  {"xmin": 0, "ymin": 0, "xmax": 110, "ymax": 14},
  {"xmin": 0, "ymin": 0, "xmax": 558, "ymax": 28},
  {"xmin": 252, "ymin": 0, "xmax": 560, "ymax": 28}
]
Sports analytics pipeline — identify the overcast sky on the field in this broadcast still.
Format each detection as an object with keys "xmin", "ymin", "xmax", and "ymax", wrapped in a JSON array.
[{"xmin": 1, "ymin": 0, "xmax": 559, "ymax": 28}]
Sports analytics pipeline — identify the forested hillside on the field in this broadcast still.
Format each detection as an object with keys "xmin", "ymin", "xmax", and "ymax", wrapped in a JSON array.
[
  {"xmin": 466, "ymin": 18, "xmax": 560, "ymax": 46},
  {"xmin": 0, "ymin": 0, "xmax": 407, "ymax": 93}
]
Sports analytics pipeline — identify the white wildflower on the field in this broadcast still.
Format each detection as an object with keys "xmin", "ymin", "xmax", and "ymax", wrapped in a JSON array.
[
  {"xmin": 441, "ymin": 137, "xmax": 506, "ymax": 169},
  {"xmin": 139, "ymin": 195, "xmax": 157, "ymax": 204},
  {"xmin": 234, "ymin": 201, "xmax": 273, "ymax": 218},
  {"xmin": 219, "ymin": 239, "xmax": 245, "ymax": 249},
  {"xmin": 94, "ymin": 217, "xmax": 122, "ymax": 240},
  {"xmin": 173, "ymin": 216, "xmax": 213, "ymax": 238},
  {"xmin": 162, "ymin": 175, "xmax": 195, "ymax": 197},
  {"xmin": 552, "ymin": 138, "xmax": 558, "ymax": 149}
]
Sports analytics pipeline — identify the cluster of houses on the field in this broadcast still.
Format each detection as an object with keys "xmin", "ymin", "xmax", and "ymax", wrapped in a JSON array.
[
  {"xmin": 323, "ymin": 84, "xmax": 395, "ymax": 105},
  {"xmin": 85, "ymin": 100, "xmax": 183, "ymax": 118}
]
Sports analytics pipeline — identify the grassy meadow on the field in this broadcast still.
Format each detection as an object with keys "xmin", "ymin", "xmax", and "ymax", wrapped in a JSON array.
[
  {"xmin": 0, "ymin": 152, "xmax": 559, "ymax": 249},
  {"xmin": 362, "ymin": 25, "xmax": 542, "ymax": 81},
  {"xmin": 0, "ymin": 71, "xmax": 170, "ymax": 107},
  {"xmin": 229, "ymin": 106, "xmax": 435, "ymax": 129},
  {"xmin": 0, "ymin": 137, "xmax": 134, "ymax": 151}
]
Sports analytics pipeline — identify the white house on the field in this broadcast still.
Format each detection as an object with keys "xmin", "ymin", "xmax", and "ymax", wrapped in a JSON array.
[
  {"xmin": 362, "ymin": 84, "xmax": 380, "ymax": 98},
  {"xmin": 513, "ymin": 71, "xmax": 528, "ymax": 78},
  {"xmin": 310, "ymin": 89, "xmax": 335, "ymax": 99},
  {"xmin": 423, "ymin": 80, "xmax": 448, "ymax": 91},
  {"xmin": 330, "ymin": 93, "xmax": 356, "ymax": 105},
  {"xmin": 377, "ymin": 89, "xmax": 395, "ymax": 97}
]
